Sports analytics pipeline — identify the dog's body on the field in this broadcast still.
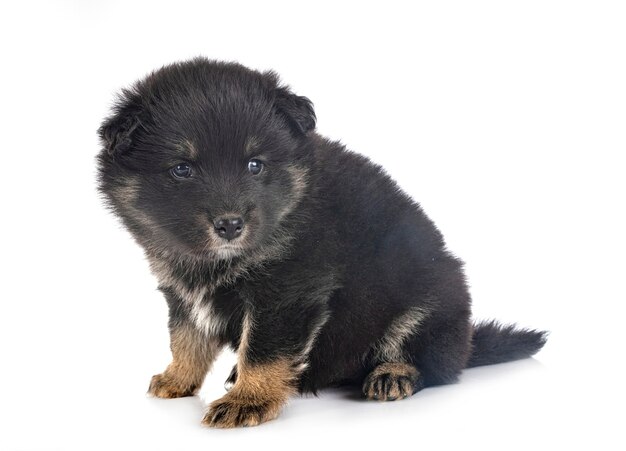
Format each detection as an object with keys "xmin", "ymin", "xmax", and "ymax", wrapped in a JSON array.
[{"xmin": 97, "ymin": 58, "xmax": 547, "ymax": 428}]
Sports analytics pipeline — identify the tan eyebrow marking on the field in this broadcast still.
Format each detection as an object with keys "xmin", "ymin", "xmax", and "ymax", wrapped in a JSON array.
[
  {"xmin": 244, "ymin": 136, "xmax": 260, "ymax": 155},
  {"xmin": 177, "ymin": 139, "xmax": 198, "ymax": 159}
]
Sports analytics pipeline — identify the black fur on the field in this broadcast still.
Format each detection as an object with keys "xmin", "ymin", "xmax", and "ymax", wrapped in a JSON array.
[
  {"xmin": 467, "ymin": 320, "xmax": 548, "ymax": 368},
  {"xmin": 97, "ymin": 58, "xmax": 547, "ymax": 425}
]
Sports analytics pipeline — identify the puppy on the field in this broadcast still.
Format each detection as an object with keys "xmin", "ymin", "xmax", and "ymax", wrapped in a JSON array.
[{"xmin": 97, "ymin": 58, "xmax": 547, "ymax": 428}]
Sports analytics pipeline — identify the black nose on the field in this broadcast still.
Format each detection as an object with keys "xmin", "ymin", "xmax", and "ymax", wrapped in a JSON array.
[{"xmin": 214, "ymin": 217, "xmax": 244, "ymax": 241}]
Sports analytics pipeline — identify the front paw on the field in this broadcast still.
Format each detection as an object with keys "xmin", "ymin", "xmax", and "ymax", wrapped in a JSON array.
[
  {"xmin": 202, "ymin": 394, "xmax": 282, "ymax": 428},
  {"xmin": 148, "ymin": 373, "xmax": 197, "ymax": 399}
]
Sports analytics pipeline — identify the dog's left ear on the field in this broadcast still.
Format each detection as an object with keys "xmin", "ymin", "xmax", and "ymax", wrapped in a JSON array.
[{"xmin": 274, "ymin": 86, "xmax": 316, "ymax": 135}]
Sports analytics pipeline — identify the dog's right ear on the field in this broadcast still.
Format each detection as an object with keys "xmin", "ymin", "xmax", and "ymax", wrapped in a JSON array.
[{"xmin": 98, "ymin": 92, "xmax": 143, "ymax": 158}]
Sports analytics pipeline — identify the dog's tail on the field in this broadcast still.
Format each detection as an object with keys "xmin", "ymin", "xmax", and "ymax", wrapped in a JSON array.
[{"xmin": 466, "ymin": 320, "xmax": 548, "ymax": 368}]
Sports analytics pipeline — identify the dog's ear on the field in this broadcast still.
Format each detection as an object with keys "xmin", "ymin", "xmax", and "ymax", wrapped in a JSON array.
[
  {"xmin": 98, "ymin": 92, "xmax": 143, "ymax": 158},
  {"xmin": 273, "ymin": 86, "xmax": 316, "ymax": 135}
]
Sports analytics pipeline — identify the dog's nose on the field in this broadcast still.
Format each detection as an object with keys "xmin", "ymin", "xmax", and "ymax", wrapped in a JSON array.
[{"xmin": 213, "ymin": 216, "xmax": 244, "ymax": 241}]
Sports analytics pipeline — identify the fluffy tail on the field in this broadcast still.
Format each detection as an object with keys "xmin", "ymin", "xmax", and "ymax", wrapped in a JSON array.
[{"xmin": 466, "ymin": 320, "xmax": 548, "ymax": 368}]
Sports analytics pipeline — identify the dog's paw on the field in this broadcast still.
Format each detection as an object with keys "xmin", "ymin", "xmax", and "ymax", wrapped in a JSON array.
[
  {"xmin": 148, "ymin": 373, "xmax": 197, "ymax": 399},
  {"xmin": 362, "ymin": 362, "xmax": 423, "ymax": 401},
  {"xmin": 202, "ymin": 394, "xmax": 282, "ymax": 428}
]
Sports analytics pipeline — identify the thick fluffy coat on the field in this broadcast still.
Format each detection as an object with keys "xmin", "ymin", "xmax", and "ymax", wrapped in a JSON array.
[{"xmin": 97, "ymin": 58, "xmax": 547, "ymax": 428}]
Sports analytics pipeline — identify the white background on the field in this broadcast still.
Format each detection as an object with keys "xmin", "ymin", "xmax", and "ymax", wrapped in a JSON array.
[{"xmin": 1, "ymin": 1, "xmax": 624, "ymax": 449}]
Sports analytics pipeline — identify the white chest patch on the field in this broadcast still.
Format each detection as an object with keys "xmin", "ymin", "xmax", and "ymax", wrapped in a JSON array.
[
  {"xmin": 185, "ymin": 288, "xmax": 226, "ymax": 337},
  {"xmin": 147, "ymin": 255, "xmax": 227, "ymax": 338}
]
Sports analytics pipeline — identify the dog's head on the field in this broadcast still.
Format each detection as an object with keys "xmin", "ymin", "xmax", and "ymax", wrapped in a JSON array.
[{"xmin": 97, "ymin": 59, "xmax": 316, "ymax": 261}]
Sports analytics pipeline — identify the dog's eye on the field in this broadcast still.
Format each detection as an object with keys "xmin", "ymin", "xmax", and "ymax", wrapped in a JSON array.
[
  {"xmin": 247, "ymin": 159, "xmax": 264, "ymax": 175},
  {"xmin": 170, "ymin": 163, "xmax": 192, "ymax": 179}
]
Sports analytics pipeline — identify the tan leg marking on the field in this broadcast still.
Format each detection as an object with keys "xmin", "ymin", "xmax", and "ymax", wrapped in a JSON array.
[
  {"xmin": 362, "ymin": 362, "xmax": 421, "ymax": 401},
  {"xmin": 202, "ymin": 358, "xmax": 297, "ymax": 428},
  {"xmin": 148, "ymin": 323, "xmax": 221, "ymax": 398}
]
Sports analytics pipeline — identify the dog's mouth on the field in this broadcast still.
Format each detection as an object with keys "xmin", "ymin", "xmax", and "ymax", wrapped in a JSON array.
[
  {"xmin": 212, "ymin": 243, "xmax": 246, "ymax": 260},
  {"xmin": 209, "ymin": 227, "xmax": 250, "ymax": 260}
]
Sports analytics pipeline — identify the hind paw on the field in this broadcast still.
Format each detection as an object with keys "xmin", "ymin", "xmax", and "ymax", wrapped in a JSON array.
[{"xmin": 362, "ymin": 363, "xmax": 423, "ymax": 401}]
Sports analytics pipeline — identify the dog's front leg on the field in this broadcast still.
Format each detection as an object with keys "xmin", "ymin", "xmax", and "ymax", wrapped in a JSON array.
[
  {"xmin": 148, "ymin": 289, "xmax": 222, "ymax": 398},
  {"xmin": 203, "ymin": 300, "xmax": 328, "ymax": 428}
]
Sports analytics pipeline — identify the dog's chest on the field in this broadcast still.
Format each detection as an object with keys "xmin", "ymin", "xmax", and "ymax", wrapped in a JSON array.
[
  {"xmin": 180, "ymin": 286, "xmax": 226, "ymax": 337},
  {"xmin": 149, "ymin": 257, "xmax": 230, "ymax": 337},
  {"xmin": 149, "ymin": 256, "xmax": 251, "ymax": 341}
]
